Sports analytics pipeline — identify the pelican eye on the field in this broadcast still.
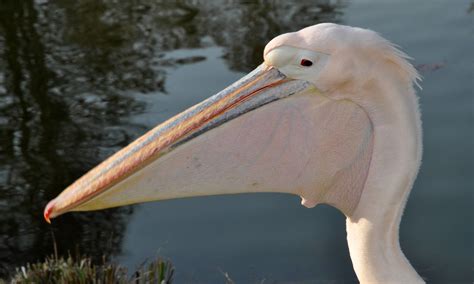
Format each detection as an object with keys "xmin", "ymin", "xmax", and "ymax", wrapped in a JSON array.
[{"xmin": 300, "ymin": 59, "xmax": 313, "ymax": 67}]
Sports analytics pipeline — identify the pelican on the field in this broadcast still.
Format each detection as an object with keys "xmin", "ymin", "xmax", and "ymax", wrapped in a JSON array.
[{"xmin": 44, "ymin": 23, "xmax": 423, "ymax": 283}]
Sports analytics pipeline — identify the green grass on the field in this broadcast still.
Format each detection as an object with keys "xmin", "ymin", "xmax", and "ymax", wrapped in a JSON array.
[{"xmin": 2, "ymin": 254, "xmax": 173, "ymax": 284}]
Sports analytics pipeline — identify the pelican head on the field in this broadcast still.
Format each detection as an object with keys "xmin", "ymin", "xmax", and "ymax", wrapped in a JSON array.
[{"xmin": 44, "ymin": 23, "xmax": 423, "ymax": 283}]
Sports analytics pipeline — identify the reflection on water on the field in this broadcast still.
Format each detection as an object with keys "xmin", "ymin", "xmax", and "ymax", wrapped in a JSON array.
[{"xmin": 0, "ymin": 0, "xmax": 472, "ymax": 282}]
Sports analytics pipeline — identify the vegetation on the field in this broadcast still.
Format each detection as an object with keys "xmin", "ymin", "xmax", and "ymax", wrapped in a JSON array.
[{"xmin": 1, "ymin": 254, "xmax": 173, "ymax": 284}]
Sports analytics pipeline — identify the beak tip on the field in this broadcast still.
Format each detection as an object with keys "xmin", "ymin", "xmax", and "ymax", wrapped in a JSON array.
[{"xmin": 44, "ymin": 200, "xmax": 55, "ymax": 224}]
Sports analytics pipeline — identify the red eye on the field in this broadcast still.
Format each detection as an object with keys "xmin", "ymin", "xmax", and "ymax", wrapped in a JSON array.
[{"xmin": 300, "ymin": 59, "xmax": 313, "ymax": 67}]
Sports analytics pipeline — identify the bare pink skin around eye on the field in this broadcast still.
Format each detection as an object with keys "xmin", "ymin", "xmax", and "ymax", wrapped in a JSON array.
[{"xmin": 88, "ymin": 91, "xmax": 373, "ymax": 215}]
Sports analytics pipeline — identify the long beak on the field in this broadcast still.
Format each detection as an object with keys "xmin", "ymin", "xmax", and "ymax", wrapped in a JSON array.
[{"xmin": 44, "ymin": 64, "xmax": 311, "ymax": 223}]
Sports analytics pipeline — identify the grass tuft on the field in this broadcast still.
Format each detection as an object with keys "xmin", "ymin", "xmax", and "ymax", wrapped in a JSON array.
[{"xmin": 3, "ymin": 254, "xmax": 173, "ymax": 284}]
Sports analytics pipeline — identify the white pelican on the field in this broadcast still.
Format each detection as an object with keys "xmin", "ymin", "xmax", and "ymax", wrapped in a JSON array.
[{"xmin": 44, "ymin": 23, "xmax": 423, "ymax": 283}]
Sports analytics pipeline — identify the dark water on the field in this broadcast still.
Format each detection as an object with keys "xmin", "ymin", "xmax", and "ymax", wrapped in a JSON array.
[{"xmin": 0, "ymin": 0, "xmax": 472, "ymax": 282}]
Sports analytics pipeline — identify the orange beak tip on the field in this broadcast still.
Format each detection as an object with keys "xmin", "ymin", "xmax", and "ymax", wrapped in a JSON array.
[
  {"xmin": 44, "ymin": 200, "xmax": 54, "ymax": 224},
  {"xmin": 44, "ymin": 215, "xmax": 51, "ymax": 224}
]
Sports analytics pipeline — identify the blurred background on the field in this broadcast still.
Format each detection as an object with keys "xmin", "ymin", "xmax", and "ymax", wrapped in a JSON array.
[{"xmin": 0, "ymin": 0, "xmax": 472, "ymax": 282}]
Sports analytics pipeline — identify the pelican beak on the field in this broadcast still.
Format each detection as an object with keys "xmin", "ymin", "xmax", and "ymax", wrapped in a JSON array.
[{"xmin": 44, "ymin": 64, "xmax": 312, "ymax": 222}]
